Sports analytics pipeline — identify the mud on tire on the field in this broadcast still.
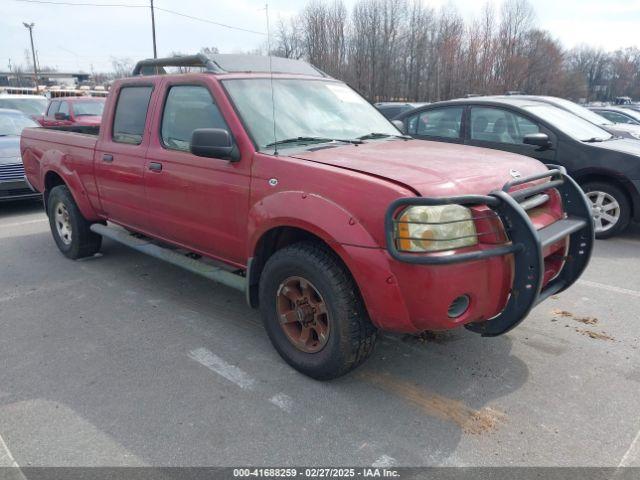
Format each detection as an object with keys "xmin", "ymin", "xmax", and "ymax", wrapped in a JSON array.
[{"xmin": 259, "ymin": 241, "xmax": 377, "ymax": 380}]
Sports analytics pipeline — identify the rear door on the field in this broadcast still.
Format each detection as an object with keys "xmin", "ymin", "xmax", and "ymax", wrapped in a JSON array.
[
  {"xmin": 94, "ymin": 83, "xmax": 155, "ymax": 231},
  {"xmin": 404, "ymin": 106, "xmax": 466, "ymax": 145},
  {"xmin": 143, "ymin": 79, "xmax": 251, "ymax": 266},
  {"xmin": 466, "ymin": 105, "xmax": 557, "ymax": 164}
]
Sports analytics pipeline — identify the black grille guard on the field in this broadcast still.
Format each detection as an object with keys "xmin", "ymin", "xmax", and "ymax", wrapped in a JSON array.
[{"xmin": 384, "ymin": 165, "xmax": 595, "ymax": 337}]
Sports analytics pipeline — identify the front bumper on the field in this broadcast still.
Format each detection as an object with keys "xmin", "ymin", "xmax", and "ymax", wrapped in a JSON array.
[{"xmin": 384, "ymin": 166, "xmax": 594, "ymax": 336}]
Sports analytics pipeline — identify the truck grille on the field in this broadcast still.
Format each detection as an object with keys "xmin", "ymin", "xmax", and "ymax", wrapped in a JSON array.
[{"xmin": 0, "ymin": 163, "xmax": 25, "ymax": 182}]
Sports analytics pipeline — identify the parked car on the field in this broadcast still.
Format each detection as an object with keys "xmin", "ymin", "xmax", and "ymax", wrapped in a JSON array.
[
  {"xmin": 21, "ymin": 54, "xmax": 593, "ymax": 379},
  {"xmin": 39, "ymin": 97, "xmax": 105, "ymax": 128},
  {"xmin": 0, "ymin": 94, "xmax": 48, "ymax": 121},
  {"xmin": 395, "ymin": 96, "xmax": 640, "ymax": 238},
  {"xmin": 590, "ymin": 106, "xmax": 640, "ymax": 126},
  {"xmin": 0, "ymin": 109, "xmax": 41, "ymax": 202},
  {"xmin": 501, "ymin": 95, "xmax": 640, "ymax": 140},
  {"xmin": 375, "ymin": 102, "xmax": 429, "ymax": 120}
]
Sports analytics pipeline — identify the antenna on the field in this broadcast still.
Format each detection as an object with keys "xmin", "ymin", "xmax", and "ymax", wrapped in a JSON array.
[{"xmin": 265, "ymin": 3, "xmax": 278, "ymax": 155}]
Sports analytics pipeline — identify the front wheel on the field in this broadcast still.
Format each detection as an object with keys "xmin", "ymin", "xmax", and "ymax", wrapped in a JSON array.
[
  {"xmin": 583, "ymin": 182, "xmax": 630, "ymax": 239},
  {"xmin": 258, "ymin": 242, "xmax": 377, "ymax": 380},
  {"xmin": 47, "ymin": 185, "xmax": 102, "ymax": 259}
]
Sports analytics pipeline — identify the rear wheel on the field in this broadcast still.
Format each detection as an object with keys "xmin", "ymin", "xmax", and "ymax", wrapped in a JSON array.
[
  {"xmin": 47, "ymin": 185, "xmax": 102, "ymax": 259},
  {"xmin": 259, "ymin": 242, "xmax": 377, "ymax": 380},
  {"xmin": 583, "ymin": 182, "xmax": 630, "ymax": 239}
]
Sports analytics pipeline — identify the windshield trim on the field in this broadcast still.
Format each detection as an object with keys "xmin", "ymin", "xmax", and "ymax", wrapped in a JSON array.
[{"xmin": 220, "ymin": 77, "xmax": 401, "ymax": 153}]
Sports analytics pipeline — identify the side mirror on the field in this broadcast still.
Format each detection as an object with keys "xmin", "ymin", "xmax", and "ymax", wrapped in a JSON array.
[
  {"xmin": 190, "ymin": 128, "xmax": 239, "ymax": 161},
  {"xmin": 54, "ymin": 112, "xmax": 68, "ymax": 120},
  {"xmin": 523, "ymin": 133, "xmax": 552, "ymax": 150},
  {"xmin": 392, "ymin": 119, "xmax": 406, "ymax": 134}
]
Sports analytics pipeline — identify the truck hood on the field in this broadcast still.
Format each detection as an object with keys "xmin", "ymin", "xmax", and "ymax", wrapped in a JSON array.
[
  {"xmin": 291, "ymin": 139, "xmax": 548, "ymax": 196},
  {"xmin": 0, "ymin": 136, "xmax": 21, "ymax": 165}
]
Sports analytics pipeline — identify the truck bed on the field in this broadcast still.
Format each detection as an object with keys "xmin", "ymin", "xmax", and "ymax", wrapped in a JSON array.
[{"xmin": 20, "ymin": 126, "xmax": 98, "ymax": 194}]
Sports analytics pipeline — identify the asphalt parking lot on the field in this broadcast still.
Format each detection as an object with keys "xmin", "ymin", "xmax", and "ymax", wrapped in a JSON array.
[{"xmin": 0, "ymin": 200, "xmax": 639, "ymax": 468}]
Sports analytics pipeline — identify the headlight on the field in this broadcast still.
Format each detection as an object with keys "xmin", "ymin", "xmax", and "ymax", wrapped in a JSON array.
[{"xmin": 395, "ymin": 205, "xmax": 478, "ymax": 252}]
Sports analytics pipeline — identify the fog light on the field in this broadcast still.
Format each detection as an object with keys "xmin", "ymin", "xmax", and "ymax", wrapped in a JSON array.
[{"xmin": 448, "ymin": 295, "xmax": 470, "ymax": 318}]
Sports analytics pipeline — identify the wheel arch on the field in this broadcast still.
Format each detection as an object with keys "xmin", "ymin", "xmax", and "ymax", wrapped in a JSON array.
[
  {"xmin": 247, "ymin": 224, "xmax": 363, "ymax": 309},
  {"xmin": 42, "ymin": 166, "xmax": 100, "ymax": 221}
]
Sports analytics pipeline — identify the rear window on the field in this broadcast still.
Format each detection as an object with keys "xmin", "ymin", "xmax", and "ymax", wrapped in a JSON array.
[{"xmin": 112, "ymin": 86, "xmax": 153, "ymax": 144}]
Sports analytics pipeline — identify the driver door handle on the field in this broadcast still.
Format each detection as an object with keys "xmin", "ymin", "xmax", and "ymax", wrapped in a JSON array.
[
  {"xmin": 102, "ymin": 154, "xmax": 113, "ymax": 163},
  {"xmin": 148, "ymin": 162, "xmax": 163, "ymax": 172}
]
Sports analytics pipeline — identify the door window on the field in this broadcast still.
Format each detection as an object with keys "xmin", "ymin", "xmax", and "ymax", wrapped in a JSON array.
[
  {"xmin": 58, "ymin": 101, "xmax": 69, "ymax": 117},
  {"xmin": 112, "ymin": 86, "xmax": 153, "ymax": 144},
  {"xmin": 470, "ymin": 107, "xmax": 540, "ymax": 144},
  {"xmin": 47, "ymin": 101, "xmax": 60, "ymax": 116},
  {"xmin": 407, "ymin": 107, "xmax": 464, "ymax": 139},
  {"xmin": 161, "ymin": 85, "xmax": 229, "ymax": 152}
]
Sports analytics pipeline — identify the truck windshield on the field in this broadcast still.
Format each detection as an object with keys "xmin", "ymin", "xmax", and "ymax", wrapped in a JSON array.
[
  {"xmin": 73, "ymin": 101, "xmax": 104, "ymax": 116},
  {"xmin": 524, "ymin": 104, "xmax": 613, "ymax": 142},
  {"xmin": 223, "ymin": 78, "xmax": 399, "ymax": 151}
]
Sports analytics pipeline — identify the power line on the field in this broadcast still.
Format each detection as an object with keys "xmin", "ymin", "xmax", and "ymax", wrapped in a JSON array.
[{"xmin": 12, "ymin": 0, "xmax": 267, "ymax": 35}]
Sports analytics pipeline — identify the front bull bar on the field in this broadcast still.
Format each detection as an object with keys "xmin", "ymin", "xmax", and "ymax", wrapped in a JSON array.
[{"xmin": 384, "ymin": 166, "xmax": 595, "ymax": 337}]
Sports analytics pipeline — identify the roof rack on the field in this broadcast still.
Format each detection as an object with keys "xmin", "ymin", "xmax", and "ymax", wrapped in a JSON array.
[
  {"xmin": 132, "ymin": 53, "xmax": 328, "ymax": 78},
  {"xmin": 132, "ymin": 54, "xmax": 223, "ymax": 76}
]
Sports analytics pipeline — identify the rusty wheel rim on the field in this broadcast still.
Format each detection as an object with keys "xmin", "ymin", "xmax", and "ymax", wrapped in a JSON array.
[{"xmin": 276, "ymin": 276, "xmax": 330, "ymax": 353}]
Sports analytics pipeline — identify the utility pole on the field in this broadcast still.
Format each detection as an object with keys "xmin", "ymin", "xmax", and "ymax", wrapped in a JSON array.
[
  {"xmin": 150, "ymin": 0, "xmax": 157, "ymax": 59},
  {"xmin": 22, "ymin": 22, "xmax": 38, "ymax": 89}
]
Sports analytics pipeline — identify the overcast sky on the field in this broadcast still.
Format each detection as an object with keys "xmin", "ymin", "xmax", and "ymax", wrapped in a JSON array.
[{"xmin": 2, "ymin": 0, "xmax": 640, "ymax": 73}]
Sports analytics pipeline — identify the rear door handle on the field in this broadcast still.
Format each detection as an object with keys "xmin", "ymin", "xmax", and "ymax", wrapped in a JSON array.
[
  {"xmin": 148, "ymin": 162, "xmax": 162, "ymax": 172},
  {"xmin": 102, "ymin": 154, "xmax": 113, "ymax": 163}
]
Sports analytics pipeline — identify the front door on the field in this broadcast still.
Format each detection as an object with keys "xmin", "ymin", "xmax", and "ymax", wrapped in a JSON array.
[
  {"xmin": 466, "ymin": 106, "xmax": 557, "ymax": 164},
  {"xmin": 143, "ymin": 82, "xmax": 251, "ymax": 266},
  {"xmin": 94, "ymin": 84, "xmax": 155, "ymax": 231}
]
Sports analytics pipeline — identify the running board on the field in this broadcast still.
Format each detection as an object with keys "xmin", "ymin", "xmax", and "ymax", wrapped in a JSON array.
[{"xmin": 89, "ymin": 223, "xmax": 246, "ymax": 292}]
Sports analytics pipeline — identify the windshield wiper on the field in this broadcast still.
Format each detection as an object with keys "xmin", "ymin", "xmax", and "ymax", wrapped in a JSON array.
[
  {"xmin": 357, "ymin": 132, "xmax": 412, "ymax": 140},
  {"xmin": 583, "ymin": 137, "xmax": 606, "ymax": 143},
  {"xmin": 265, "ymin": 136, "xmax": 361, "ymax": 148}
]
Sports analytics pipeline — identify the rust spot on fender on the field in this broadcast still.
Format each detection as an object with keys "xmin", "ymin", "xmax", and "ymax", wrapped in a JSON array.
[{"xmin": 360, "ymin": 372, "xmax": 506, "ymax": 434}]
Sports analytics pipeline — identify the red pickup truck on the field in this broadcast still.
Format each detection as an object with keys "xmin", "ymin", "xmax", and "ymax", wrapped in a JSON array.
[
  {"xmin": 21, "ymin": 54, "xmax": 594, "ymax": 379},
  {"xmin": 38, "ymin": 96, "xmax": 105, "ymax": 128}
]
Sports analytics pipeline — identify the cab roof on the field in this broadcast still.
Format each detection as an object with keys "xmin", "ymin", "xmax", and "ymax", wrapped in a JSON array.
[{"xmin": 132, "ymin": 53, "xmax": 329, "ymax": 78}]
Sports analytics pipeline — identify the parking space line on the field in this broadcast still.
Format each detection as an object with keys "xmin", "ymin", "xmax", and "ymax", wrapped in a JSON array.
[
  {"xmin": 0, "ymin": 219, "xmax": 47, "ymax": 229},
  {"xmin": 0, "ymin": 433, "xmax": 19, "ymax": 468},
  {"xmin": 618, "ymin": 427, "xmax": 640, "ymax": 467},
  {"xmin": 372, "ymin": 454, "xmax": 396, "ymax": 467},
  {"xmin": 269, "ymin": 393, "xmax": 294, "ymax": 412},
  {"xmin": 577, "ymin": 279, "xmax": 640, "ymax": 299},
  {"xmin": 0, "ymin": 280, "xmax": 84, "ymax": 304},
  {"xmin": 188, "ymin": 347, "xmax": 256, "ymax": 390}
]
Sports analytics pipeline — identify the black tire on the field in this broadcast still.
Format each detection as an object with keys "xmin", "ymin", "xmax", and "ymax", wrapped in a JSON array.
[
  {"xmin": 47, "ymin": 185, "xmax": 102, "ymax": 259},
  {"xmin": 259, "ymin": 242, "xmax": 377, "ymax": 380},
  {"xmin": 582, "ymin": 181, "xmax": 630, "ymax": 239}
]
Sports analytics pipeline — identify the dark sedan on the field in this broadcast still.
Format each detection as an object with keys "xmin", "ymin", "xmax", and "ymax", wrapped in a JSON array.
[
  {"xmin": 0, "ymin": 109, "xmax": 41, "ymax": 202},
  {"xmin": 395, "ymin": 97, "xmax": 640, "ymax": 238}
]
